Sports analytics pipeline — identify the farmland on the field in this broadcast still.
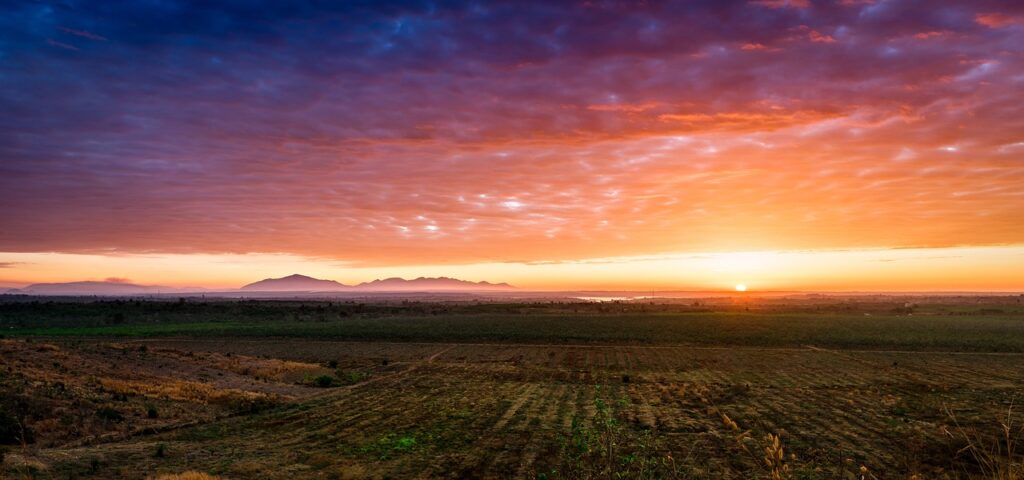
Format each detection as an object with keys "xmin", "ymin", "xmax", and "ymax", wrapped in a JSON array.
[{"xmin": 2, "ymin": 297, "xmax": 1024, "ymax": 478}]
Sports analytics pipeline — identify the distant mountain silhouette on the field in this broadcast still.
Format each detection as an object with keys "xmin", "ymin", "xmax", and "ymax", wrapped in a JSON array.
[
  {"xmin": 240, "ymin": 274, "xmax": 348, "ymax": 292},
  {"xmin": 5, "ymin": 274, "xmax": 517, "ymax": 296},
  {"xmin": 241, "ymin": 274, "xmax": 514, "ymax": 292},
  {"xmin": 353, "ymin": 276, "xmax": 515, "ymax": 291},
  {"xmin": 12, "ymin": 281, "xmax": 178, "ymax": 295}
]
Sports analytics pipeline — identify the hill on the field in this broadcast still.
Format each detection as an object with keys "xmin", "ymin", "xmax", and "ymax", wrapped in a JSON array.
[
  {"xmin": 240, "ymin": 274, "xmax": 348, "ymax": 292},
  {"xmin": 353, "ymin": 276, "xmax": 515, "ymax": 291},
  {"xmin": 11, "ymin": 281, "xmax": 175, "ymax": 295}
]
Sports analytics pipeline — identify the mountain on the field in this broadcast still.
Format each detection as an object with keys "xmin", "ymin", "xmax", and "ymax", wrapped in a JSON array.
[
  {"xmin": 353, "ymin": 277, "xmax": 515, "ymax": 291},
  {"xmin": 11, "ymin": 281, "xmax": 178, "ymax": 296},
  {"xmin": 7, "ymin": 274, "xmax": 516, "ymax": 295},
  {"xmin": 240, "ymin": 274, "xmax": 348, "ymax": 292}
]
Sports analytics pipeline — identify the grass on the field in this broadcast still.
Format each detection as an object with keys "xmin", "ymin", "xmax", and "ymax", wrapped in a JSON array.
[
  {"xmin": 4, "ymin": 299, "xmax": 1024, "ymax": 478},
  {"xmin": 5, "ymin": 311, "xmax": 1024, "ymax": 351},
  {"xmin": 356, "ymin": 433, "xmax": 420, "ymax": 460},
  {"xmin": 98, "ymin": 377, "xmax": 275, "ymax": 406},
  {"xmin": 149, "ymin": 472, "xmax": 222, "ymax": 480},
  {"xmin": 945, "ymin": 402, "xmax": 1024, "ymax": 479}
]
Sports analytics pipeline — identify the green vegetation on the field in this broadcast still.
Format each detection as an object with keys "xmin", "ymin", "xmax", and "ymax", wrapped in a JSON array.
[
  {"xmin": 308, "ymin": 374, "xmax": 337, "ymax": 388},
  {"xmin": 352, "ymin": 432, "xmax": 420, "ymax": 460},
  {"xmin": 561, "ymin": 391, "xmax": 679, "ymax": 479},
  {"xmin": 2, "ymin": 298, "xmax": 1024, "ymax": 351}
]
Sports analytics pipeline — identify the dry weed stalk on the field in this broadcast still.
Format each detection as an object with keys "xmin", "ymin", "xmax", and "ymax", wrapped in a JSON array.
[
  {"xmin": 763, "ymin": 433, "xmax": 792, "ymax": 480},
  {"xmin": 943, "ymin": 400, "xmax": 1024, "ymax": 480}
]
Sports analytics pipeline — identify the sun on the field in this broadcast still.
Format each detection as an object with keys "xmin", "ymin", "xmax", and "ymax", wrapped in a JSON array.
[{"xmin": 735, "ymin": 284, "xmax": 747, "ymax": 292}]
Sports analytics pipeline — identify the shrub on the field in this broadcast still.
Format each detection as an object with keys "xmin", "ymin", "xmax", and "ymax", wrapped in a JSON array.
[
  {"xmin": 312, "ymin": 375, "xmax": 337, "ymax": 388},
  {"xmin": 228, "ymin": 396, "xmax": 277, "ymax": 414},
  {"xmin": 147, "ymin": 406, "xmax": 159, "ymax": 419},
  {"xmin": 96, "ymin": 407, "xmax": 124, "ymax": 422}
]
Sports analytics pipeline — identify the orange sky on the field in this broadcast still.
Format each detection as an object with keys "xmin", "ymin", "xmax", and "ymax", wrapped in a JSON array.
[
  {"xmin": 2, "ymin": 246, "xmax": 1023, "ymax": 291},
  {"xmin": 2, "ymin": 1, "xmax": 1023, "ymax": 291}
]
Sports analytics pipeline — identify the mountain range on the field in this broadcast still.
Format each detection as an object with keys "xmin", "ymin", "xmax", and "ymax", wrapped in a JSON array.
[
  {"xmin": 241, "ymin": 274, "xmax": 514, "ymax": 292},
  {"xmin": 6, "ymin": 274, "xmax": 515, "ymax": 295},
  {"xmin": 8, "ymin": 281, "xmax": 198, "ymax": 296}
]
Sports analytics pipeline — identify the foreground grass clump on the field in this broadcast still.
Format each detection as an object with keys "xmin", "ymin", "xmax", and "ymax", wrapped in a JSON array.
[
  {"xmin": 558, "ymin": 390, "xmax": 686, "ymax": 479},
  {"xmin": 945, "ymin": 403, "xmax": 1024, "ymax": 480}
]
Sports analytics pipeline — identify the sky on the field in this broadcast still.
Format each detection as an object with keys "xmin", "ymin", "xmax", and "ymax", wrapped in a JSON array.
[{"xmin": 1, "ymin": 0, "xmax": 1023, "ymax": 291}]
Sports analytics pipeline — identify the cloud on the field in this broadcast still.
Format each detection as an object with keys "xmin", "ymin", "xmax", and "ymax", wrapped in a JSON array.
[
  {"xmin": 57, "ymin": 27, "xmax": 107, "ymax": 41},
  {"xmin": 751, "ymin": 0, "xmax": 810, "ymax": 9},
  {"xmin": 975, "ymin": 13, "xmax": 1024, "ymax": 28},
  {"xmin": 0, "ymin": 1, "xmax": 1023, "ymax": 266},
  {"xmin": 45, "ymin": 39, "xmax": 78, "ymax": 51}
]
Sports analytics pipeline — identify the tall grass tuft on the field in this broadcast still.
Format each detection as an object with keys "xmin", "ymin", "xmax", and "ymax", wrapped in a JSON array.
[{"xmin": 944, "ymin": 401, "xmax": 1024, "ymax": 479}]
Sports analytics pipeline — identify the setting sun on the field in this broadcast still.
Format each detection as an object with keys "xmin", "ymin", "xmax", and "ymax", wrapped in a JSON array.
[{"xmin": 735, "ymin": 284, "xmax": 748, "ymax": 292}]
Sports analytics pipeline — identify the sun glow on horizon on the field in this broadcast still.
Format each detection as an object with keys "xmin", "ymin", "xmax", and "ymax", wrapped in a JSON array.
[
  {"xmin": 735, "ymin": 284, "xmax": 747, "ymax": 292},
  {"xmin": 2, "ymin": 245, "xmax": 1024, "ymax": 292}
]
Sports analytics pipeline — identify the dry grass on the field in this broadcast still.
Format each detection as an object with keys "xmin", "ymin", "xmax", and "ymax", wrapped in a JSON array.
[
  {"xmin": 8, "ymin": 339, "xmax": 1024, "ymax": 479},
  {"xmin": 945, "ymin": 402, "xmax": 1024, "ymax": 479},
  {"xmin": 98, "ymin": 377, "xmax": 274, "ymax": 405},
  {"xmin": 763, "ymin": 433, "xmax": 792, "ymax": 480},
  {"xmin": 107, "ymin": 342, "xmax": 327, "ymax": 383},
  {"xmin": 215, "ymin": 356, "xmax": 326, "ymax": 383},
  {"xmin": 149, "ymin": 472, "xmax": 223, "ymax": 480}
]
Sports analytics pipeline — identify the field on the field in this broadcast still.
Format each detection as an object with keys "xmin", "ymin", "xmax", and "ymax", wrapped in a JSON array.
[{"xmin": 2, "ymin": 297, "xmax": 1024, "ymax": 479}]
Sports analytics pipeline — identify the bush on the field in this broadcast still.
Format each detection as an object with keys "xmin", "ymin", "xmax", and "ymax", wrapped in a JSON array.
[
  {"xmin": 227, "ymin": 396, "xmax": 277, "ymax": 414},
  {"xmin": 147, "ymin": 406, "xmax": 159, "ymax": 419},
  {"xmin": 336, "ymin": 370, "xmax": 370, "ymax": 385},
  {"xmin": 312, "ymin": 375, "xmax": 337, "ymax": 388},
  {"xmin": 96, "ymin": 407, "xmax": 124, "ymax": 422}
]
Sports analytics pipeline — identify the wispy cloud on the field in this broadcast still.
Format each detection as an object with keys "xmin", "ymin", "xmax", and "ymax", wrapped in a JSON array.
[{"xmin": 57, "ymin": 27, "xmax": 107, "ymax": 41}]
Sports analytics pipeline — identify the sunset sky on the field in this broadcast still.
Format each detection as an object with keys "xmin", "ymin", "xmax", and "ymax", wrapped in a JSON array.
[{"xmin": 2, "ymin": 1, "xmax": 1023, "ymax": 291}]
